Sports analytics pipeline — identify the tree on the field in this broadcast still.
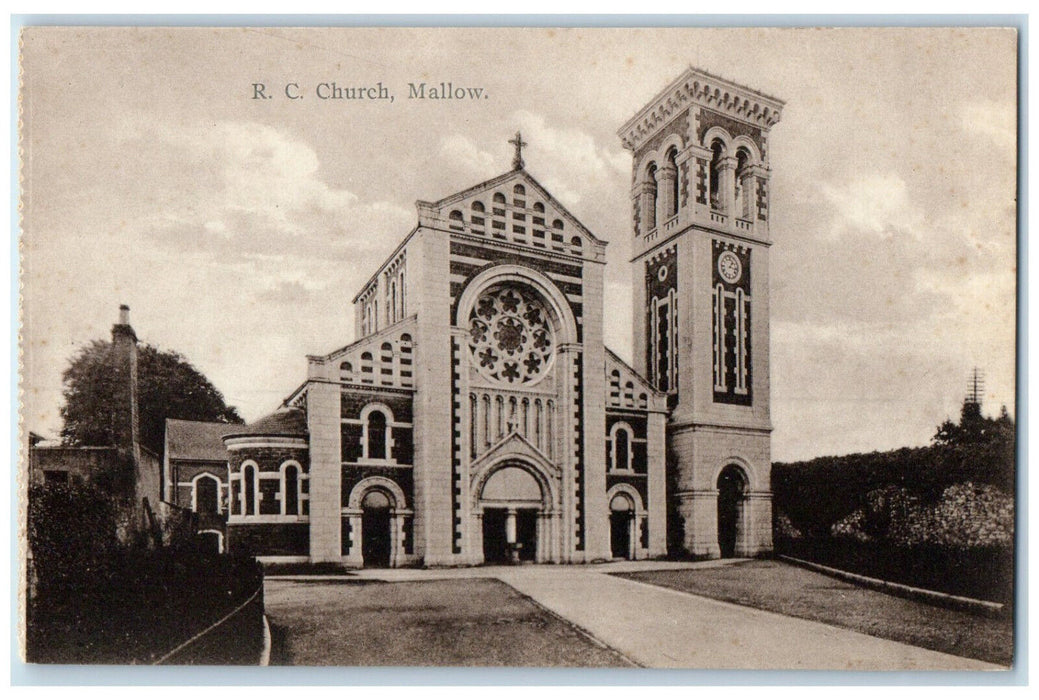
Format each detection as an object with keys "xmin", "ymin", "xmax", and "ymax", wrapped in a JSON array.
[
  {"xmin": 59, "ymin": 340, "xmax": 243, "ymax": 458},
  {"xmin": 933, "ymin": 400, "xmax": 1015, "ymax": 448}
]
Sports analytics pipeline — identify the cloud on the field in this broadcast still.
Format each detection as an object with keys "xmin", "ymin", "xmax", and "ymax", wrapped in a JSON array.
[
  {"xmin": 510, "ymin": 109, "xmax": 629, "ymax": 207},
  {"xmin": 437, "ymin": 134, "xmax": 497, "ymax": 177},
  {"xmin": 105, "ymin": 117, "xmax": 416, "ymax": 285},
  {"xmin": 820, "ymin": 173, "xmax": 922, "ymax": 239},
  {"xmin": 961, "ymin": 99, "xmax": 1016, "ymax": 154}
]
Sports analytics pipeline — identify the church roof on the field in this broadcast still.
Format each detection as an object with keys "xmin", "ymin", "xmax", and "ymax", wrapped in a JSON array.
[
  {"xmin": 165, "ymin": 419, "xmax": 242, "ymax": 462},
  {"xmin": 223, "ymin": 407, "xmax": 308, "ymax": 439},
  {"xmin": 423, "ymin": 167, "xmax": 607, "ymax": 246}
]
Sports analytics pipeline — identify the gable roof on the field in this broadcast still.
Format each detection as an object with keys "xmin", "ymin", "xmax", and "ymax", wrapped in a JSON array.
[
  {"xmin": 165, "ymin": 419, "xmax": 242, "ymax": 462},
  {"xmin": 424, "ymin": 168, "xmax": 607, "ymax": 247}
]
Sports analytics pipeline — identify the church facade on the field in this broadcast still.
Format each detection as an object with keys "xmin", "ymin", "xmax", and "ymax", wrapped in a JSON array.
[{"xmin": 168, "ymin": 68, "xmax": 784, "ymax": 566}]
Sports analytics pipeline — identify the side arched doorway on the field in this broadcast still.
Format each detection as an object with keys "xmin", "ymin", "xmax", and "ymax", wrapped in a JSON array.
[
  {"xmin": 344, "ymin": 477, "xmax": 411, "ymax": 568},
  {"xmin": 717, "ymin": 465, "xmax": 748, "ymax": 558},
  {"xmin": 609, "ymin": 493, "xmax": 635, "ymax": 560},
  {"xmin": 361, "ymin": 489, "xmax": 393, "ymax": 568},
  {"xmin": 477, "ymin": 462, "xmax": 551, "ymax": 564}
]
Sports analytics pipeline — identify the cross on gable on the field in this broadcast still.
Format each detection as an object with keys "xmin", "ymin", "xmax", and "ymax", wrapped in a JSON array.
[{"xmin": 509, "ymin": 131, "xmax": 527, "ymax": 170}]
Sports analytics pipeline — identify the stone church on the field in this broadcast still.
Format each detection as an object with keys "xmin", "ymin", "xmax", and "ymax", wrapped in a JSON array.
[{"xmin": 165, "ymin": 67, "xmax": 783, "ymax": 566}]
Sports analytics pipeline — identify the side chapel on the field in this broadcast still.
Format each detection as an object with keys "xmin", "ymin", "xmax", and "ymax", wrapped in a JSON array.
[{"xmin": 165, "ymin": 67, "xmax": 784, "ymax": 565}]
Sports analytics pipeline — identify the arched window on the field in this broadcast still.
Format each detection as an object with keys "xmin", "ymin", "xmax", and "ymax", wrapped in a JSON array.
[
  {"xmin": 360, "ymin": 352, "xmax": 374, "ymax": 384},
  {"xmin": 365, "ymin": 408, "xmax": 389, "ymax": 460},
  {"xmin": 513, "ymin": 184, "xmax": 526, "ymax": 195},
  {"xmin": 340, "ymin": 361, "xmax": 353, "ymax": 382},
  {"xmin": 472, "ymin": 201, "xmax": 485, "ymax": 212},
  {"xmin": 380, "ymin": 342, "xmax": 394, "ymax": 386},
  {"xmin": 242, "ymin": 464, "xmax": 257, "ymax": 515},
  {"xmin": 194, "ymin": 474, "xmax": 220, "ymax": 515},
  {"xmin": 282, "ymin": 463, "xmax": 299, "ymax": 515},
  {"xmin": 399, "ymin": 334, "xmax": 413, "ymax": 386},
  {"xmin": 552, "ymin": 218, "xmax": 564, "ymax": 230},
  {"xmin": 666, "ymin": 147, "xmax": 680, "ymax": 218},
  {"xmin": 611, "ymin": 424, "xmax": 633, "ymax": 472},
  {"xmin": 533, "ymin": 202, "xmax": 545, "ymax": 213}
]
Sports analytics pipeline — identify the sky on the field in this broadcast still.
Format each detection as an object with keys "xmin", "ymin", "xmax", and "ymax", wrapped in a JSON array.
[{"xmin": 19, "ymin": 26, "xmax": 1018, "ymax": 462}]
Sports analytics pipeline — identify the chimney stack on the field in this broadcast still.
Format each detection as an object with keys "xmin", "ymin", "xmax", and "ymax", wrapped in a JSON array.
[{"xmin": 111, "ymin": 304, "xmax": 140, "ymax": 466}]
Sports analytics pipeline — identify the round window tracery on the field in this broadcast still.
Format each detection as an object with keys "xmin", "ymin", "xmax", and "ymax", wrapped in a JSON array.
[{"xmin": 468, "ymin": 284, "xmax": 555, "ymax": 385}]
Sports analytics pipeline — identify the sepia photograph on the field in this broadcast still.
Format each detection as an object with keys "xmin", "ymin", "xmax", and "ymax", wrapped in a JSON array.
[{"xmin": 17, "ymin": 24, "xmax": 1018, "ymax": 673}]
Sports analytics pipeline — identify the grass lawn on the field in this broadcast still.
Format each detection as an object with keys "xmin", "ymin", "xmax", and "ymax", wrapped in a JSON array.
[
  {"xmin": 265, "ymin": 578, "xmax": 633, "ymax": 666},
  {"xmin": 618, "ymin": 559, "xmax": 1014, "ymax": 667}
]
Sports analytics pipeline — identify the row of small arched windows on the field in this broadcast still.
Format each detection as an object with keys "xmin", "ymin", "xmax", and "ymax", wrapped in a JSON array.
[
  {"xmin": 340, "ymin": 334, "xmax": 414, "ymax": 388},
  {"xmin": 608, "ymin": 370, "xmax": 650, "ymax": 409},
  {"xmin": 446, "ymin": 185, "xmax": 583, "ymax": 255}
]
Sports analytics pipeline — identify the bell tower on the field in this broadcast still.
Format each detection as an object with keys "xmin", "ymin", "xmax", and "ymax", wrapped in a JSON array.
[{"xmin": 619, "ymin": 68, "xmax": 784, "ymax": 558}]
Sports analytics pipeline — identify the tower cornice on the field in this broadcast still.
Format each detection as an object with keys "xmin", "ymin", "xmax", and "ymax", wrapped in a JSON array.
[{"xmin": 618, "ymin": 66, "xmax": 785, "ymax": 151}]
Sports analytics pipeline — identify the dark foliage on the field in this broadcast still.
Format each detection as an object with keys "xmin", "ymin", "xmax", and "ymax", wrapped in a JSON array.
[
  {"xmin": 59, "ymin": 340, "xmax": 243, "ymax": 459},
  {"xmin": 27, "ymin": 483, "xmax": 263, "ymax": 664},
  {"xmin": 771, "ymin": 406, "xmax": 1016, "ymax": 604},
  {"xmin": 772, "ymin": 408, "xmax": 1015, "ymax": 539}
]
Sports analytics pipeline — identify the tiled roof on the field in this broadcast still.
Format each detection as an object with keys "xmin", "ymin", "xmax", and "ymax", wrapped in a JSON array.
[
  {"xmin": 224, "ymin": 407, "xmax": 308, "ymax": 439},
  {"xmin": 165, "ymin": 419, "xmax": 242, "ymax": 462}
]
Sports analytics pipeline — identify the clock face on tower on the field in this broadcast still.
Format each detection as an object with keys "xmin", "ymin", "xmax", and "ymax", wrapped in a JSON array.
[{"xmin": 717, "ymin": 250, "xmax": 743, "ymax": 283}]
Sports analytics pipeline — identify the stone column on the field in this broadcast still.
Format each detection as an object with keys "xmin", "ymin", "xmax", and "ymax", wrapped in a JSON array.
[
  {"xmin": 656, "ymin": 163, "xmax": 677, "ymax": 225},
  {"xmin": 715, "ymin": 156, "xmax": 738, "ymax": 215},
  {"xmin": 505, "ymin": 508, "xmax": 517, "ymax": 544},
  {"xmin": 634, "ymin": 180, "xmax": 657, "ymax": 234}
]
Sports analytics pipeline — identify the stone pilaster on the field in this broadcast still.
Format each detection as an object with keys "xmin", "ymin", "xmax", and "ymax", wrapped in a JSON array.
[
  {"xmin": 306, "ymin": 374, "xmax": 342, "ymax": 562},
  {"xmin": 411, "ymin": 227, "xmax": 455, "ymax": 565},
  {"xmin": 580, "ymin": 259, "xmax": 609, "ymax": 562},
  {"xmin": 646, "ymin": 410, "xmax": 668, "ymax": 557}
]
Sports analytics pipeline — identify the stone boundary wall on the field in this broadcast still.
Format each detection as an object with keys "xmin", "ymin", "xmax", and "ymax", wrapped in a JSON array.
[{"xmin": 778, "ymin": 555, "xmax": 1004, "ymax": 618}]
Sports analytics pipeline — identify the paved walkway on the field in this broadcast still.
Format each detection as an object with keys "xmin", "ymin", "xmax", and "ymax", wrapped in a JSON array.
[{"xmin": 267, "ymin": 560, "xmax": 1001, "ymax": 670}]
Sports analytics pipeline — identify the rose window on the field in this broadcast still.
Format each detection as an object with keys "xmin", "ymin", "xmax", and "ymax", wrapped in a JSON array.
[{"xmin": 468, "ymin": 285, "xmax": 555, "ymax": 385}]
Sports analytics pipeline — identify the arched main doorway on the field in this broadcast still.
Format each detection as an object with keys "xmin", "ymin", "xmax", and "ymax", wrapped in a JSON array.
[
  {"xmin": 717, "ymin": 465, "xmax": 748, "ymax": 558},
  {"xmin": 479, "ymin": 463, "xmax": 546, "ymax": 564},
  {"xmin": 361, "ymin": 490, "xmax": 392, "ymax": 568}
]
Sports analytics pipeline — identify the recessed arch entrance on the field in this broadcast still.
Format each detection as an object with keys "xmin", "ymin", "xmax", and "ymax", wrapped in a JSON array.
[
  {"xmin": 473, "ymin": 458, "xmax": 556, "ymax": 564},
  {"xmin": 344, "ymin": 476, "xmax": 412, "ymax": 568},
  {"xmin": 609, "ymin": 492, "xmax": 635, "ymax": 560},
  {"xmin": 717, "ymin": 464, "xmax": 749, "ymax": 558},
  {"xmin": 361, "ymin": 489, "xmax": 392, "ymax": 568}
]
